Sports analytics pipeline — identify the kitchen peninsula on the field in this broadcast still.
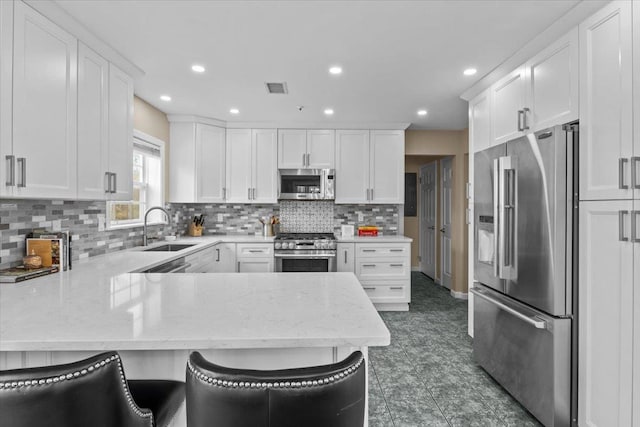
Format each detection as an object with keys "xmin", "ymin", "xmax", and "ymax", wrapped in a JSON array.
[{"xmin": 0, "ymin": 238, "xmax": 390, "ymax": 426}]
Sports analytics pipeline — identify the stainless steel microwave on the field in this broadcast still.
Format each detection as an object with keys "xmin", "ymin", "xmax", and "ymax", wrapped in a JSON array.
[{"xmin": 278, "ymin": 169, "xmax": 335, "ymax": 200}]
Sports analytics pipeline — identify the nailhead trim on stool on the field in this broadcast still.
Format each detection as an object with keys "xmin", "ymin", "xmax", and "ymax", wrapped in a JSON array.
[
  {"xmin": 0, "ymin": 354, "xmax": 153, "ymax": 425},
  {"xmin": 187, "ymin": 354, "xmax": 364, "ymax": 389}
]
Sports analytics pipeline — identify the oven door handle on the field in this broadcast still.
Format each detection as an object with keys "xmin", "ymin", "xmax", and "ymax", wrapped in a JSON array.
[{"xmin": 274, "ymin": 253, "xmax": 336, "ymax": 258}]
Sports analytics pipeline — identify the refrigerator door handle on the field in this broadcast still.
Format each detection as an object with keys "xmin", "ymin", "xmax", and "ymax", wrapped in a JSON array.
[
  {"xmin": 493, "ymin": 158, "xmax": 500, "ymax": 278},
  {"xmin": 504, "ymin": 168, "xmax": 517, "ymax": 268},
  {"xmin": 497, "ymin": 156, "xmax": 515, "ymax": 280},
  {"xmin": 471, "ymin": 287, "xmax": 547, "ymax": 329}
]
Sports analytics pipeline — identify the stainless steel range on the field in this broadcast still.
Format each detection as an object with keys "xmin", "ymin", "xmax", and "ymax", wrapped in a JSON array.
[{"xmin": 274, "ymin": 233, "xmax": 337, "ymax": 272}]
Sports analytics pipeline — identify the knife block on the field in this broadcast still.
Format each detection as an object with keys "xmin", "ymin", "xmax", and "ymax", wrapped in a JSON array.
[{"xmin": 188, "ymin": 223, "xmax": 203, "ymax": 237}]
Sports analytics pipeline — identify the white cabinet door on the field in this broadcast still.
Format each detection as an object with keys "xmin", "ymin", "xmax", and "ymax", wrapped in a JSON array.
[
  {"xmin": 169, "ymin": 122, "xmax": 196, "ymax": 203},
  {"xmin": 208, "ymin": 243, "xmax": 236, "ymax": 273},
  {"xmin": 579, "ymin": 0, "xmax": 633, "ymax": 201},
  {"xmin": 526, "ymin": 28, "xmax": 579, "ymax": 132},
  {"xmin": 336, "ymin": 130, "xmax": 369, "ymax": 203},
  {"xmin": 77, "ymin": 43, "xmax": 109, "ymax": 200},
  {"xmin": 277, "ymin": 129, "xmax": 306, "ymax": 169},
  {"xmin": 252, "ymin": 129, "xmax": 277, "ymax": 203},
  {"xmin": 369, "ymin": 130, "xmax": 404, "ymax": 204},
  {"xmin": 579, "ymin": 200, "xmax": 634, "ymax": 427},
  {"xmin": 237, "ymin": 259, "xmax": 273, "ymax": 273},
  {"xmin": 225, "ymin": 129, "xmax": 252, "ymax": 203},
  {"xmin": 336, "ymin": 243, "xmax": 354, "ymax": 272},
  {"xmin": 11, "ymin": 1, "xmax": 77, "ymax": 198},
  {"xmin": 307, "ymin": 129, "xmax": 335, "ymax": 169},
  {"xmin": 469, "ymin": 89, "xmax": 492, "ymax": 153},
  {"xmin": 107, "ymin": 63, "xmax": 133, "ymax": 201},
  {"xmin": 492, "ymin": 66, "xmax": 526, "ymax": 145},
  {"xmin": 0, "ymin": 1, "xmax": 12, "ymax": 197},
  {"xmin": 633, "ymin": 0, "xmax": 640, "ymax": 201},
  {"xmin": 196, "ymin": 124, "xmax": 225, "ymax": 202}
]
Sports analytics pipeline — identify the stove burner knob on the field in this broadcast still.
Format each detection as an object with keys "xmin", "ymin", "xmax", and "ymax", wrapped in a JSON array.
[
  {"xmin": 321, "ymin": 241, "xmax": 328, "ymax": 249},
  {"xmin": 328, "ymin": 241, "xmax": 336, "ymax": 249},
  {"xmin": 275, "ymin": 242, "xmax": 281, "ymax": 249},
  {"xmin": 288, "ymin": 242, "xmax": 295, "ymax": 249},
  {"xmin": 314, "ymin": 241, "xmax": 320, "ymax": 248}
]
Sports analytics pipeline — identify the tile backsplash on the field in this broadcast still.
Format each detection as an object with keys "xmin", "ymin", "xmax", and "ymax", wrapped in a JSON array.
[{"xmin": 0, "ymin": 199, "xmax": 400, "ymax": 269}]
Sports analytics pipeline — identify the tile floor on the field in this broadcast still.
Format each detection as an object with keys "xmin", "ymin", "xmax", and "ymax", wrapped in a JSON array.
[{"xmin": 368, "ymin": 272, "xmax": 542, "ymax": 427}]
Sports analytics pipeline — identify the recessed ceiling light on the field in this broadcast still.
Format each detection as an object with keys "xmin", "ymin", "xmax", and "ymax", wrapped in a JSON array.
[
  {"xmin": 160, "ymin": 95, "xmax": 171, "ymax": 102},
  {"xmin": 191, "ymin": 64, "xmax": 205, "ymax": 73},
  {"xmin": 329, "ymin": 66, "xmax": 342, "ymax": 75},
  {"xmin": 229, "ymin": 108, "xmax": 239, "ymax": 114},
  {"xmin": 324, "ymin": 108, "xmax": 334, "ymax": 115},
  {"xmin": 417, "ymin": 109, "xmax": 428, "ymax": 116},
  {"xmin": 463, "ymin": 68, "xmax": 477, "ymax": 76}
]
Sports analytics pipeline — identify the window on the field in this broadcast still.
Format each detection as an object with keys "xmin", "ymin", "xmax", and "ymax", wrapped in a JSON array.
[{"xmin": 107, "ymin": 131, "xmax": 165, "ymax": 228}]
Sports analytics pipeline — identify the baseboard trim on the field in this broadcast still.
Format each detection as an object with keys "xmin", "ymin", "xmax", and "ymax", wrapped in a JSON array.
[{"xmin": 450, "ymin": 290, "xmax": 468, "ymax": 300}]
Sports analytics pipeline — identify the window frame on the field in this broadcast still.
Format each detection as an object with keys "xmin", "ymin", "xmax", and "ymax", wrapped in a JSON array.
[{"xmin": 106, "ymin": 129, "xmax": 166, "ymax": 230}]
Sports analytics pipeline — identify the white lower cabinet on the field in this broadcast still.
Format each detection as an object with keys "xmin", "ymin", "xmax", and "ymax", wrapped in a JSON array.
[
  {"xmin": 236, "ymin": 243, "xmax": 274, "ymax": 273},
  {"xmin": 208, "ymin": 243, "xmax": 236, "ymax": 273},
  {"xmin": 336, "ymin": 243, "xmax": 354, "ymax": 272},
  {"xmin": 343, "ymin": 241, "xmax": 411, "ymax": 311},
  {"xmin": 579, "ymin": 200, "xmax": 636, "ymax": 427}
]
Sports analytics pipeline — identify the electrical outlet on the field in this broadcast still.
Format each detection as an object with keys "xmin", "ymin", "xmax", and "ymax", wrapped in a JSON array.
[
  {"xmin": 97, "ymin": 214, "xmax": 105, "ymax": 232},
  {"xmin": 357, "ymin": 212, "xmax": 364, "ymax": 222}
]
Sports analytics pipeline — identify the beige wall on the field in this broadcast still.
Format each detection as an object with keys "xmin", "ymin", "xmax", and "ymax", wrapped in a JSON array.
[
  {"xmin": 405, "ymin": 129, "xmax": 469, "ymax": 295},
  {"xmin": 133, "ymin": 96, "xmax": 170, "ymax": 200}
]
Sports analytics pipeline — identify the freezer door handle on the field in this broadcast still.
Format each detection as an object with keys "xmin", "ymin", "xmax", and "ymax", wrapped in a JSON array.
[{"xmin": 471, "ymin": 287, "xmax": 547, "ymax": 329}]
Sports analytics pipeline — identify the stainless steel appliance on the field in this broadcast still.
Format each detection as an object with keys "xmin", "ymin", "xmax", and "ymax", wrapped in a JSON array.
[
  {"xmin": 274, "ymin": 233, "xmax": 337, "ymax": 272},
  {"xmin": 278, "ymin": 169, "xmax": 335, "ymax": 200},
  {"xmin": 472, "ymin": 123, "xmax": 578, "ymax": 427}
]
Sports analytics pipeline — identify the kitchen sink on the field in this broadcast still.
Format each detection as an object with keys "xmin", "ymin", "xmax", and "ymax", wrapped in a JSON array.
[{"xmin": 143, "ymin": 244, "xmax": 195, "ymax": 252}]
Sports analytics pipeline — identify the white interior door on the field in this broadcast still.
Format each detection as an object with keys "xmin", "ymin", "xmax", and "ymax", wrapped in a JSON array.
[
  {"xmin": 441, "ymin": 157, "xmax": 453, "ymax": 289},
  {"xmin": 420, "ymin": 162, "xmax": 437, "ymax": 279}
]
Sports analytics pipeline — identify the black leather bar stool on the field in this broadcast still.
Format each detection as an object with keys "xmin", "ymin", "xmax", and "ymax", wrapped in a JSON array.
[
  {"xmin": 0, "ymin": 351, "xmax": 184, "ymax": 427},
  {"xmin": 186, "ymin": 350, "xmax": 366, "ymax": 427}
]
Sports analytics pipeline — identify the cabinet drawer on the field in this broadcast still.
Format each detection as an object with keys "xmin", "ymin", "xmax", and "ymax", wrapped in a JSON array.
[
  {"xmin": 356, "ymin": 260, "xmax": 410, "ymax": 280},
  {"xmin": 236, "ymin": 243, "xmax": 273, "ymax": 258},
  {"xmin": 356, "ymin": 243, "xmax": 409, "ymax": 257},
  {"xmin": 361, "ymin": 283, "xmax": 409, "ymax": 303}
]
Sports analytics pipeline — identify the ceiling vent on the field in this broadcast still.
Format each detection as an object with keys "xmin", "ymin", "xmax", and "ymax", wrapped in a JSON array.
[{"xmin": 265, "ymin": 82, "xmax": 288, "ymax": 94}]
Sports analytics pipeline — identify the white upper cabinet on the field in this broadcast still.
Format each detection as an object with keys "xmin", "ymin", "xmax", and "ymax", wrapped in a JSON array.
[
  {"xmin": 336, "ymin": 130, "xmax": 404, "ymax": 204},
  {"xmin": 225, "ymin": 128, "xmax": 277, "ymax": 204},
  {"xmin": 107, "ymin": 64, "xmax": 134, "ymax": 201},
  {"xmin": 369, "ymin": 130, "xmax": 404, "ymax": 204},
  {"xmin": 225, "ymin": 129, "xmax": 252, "ymax": 203},
  {"xmin": 491, "ymin": 66, "xmax": 526, "ymax": 145},
  {"xmin": 469, "ymin": 88, "xmax": 492, "ymax": 153},
  {"xmin": 77, "ymin": 43, "xmax": 109, "ymax": 200},
  {"xmin": 336, "ymin": 130, "xmax": 370, "ymax": 203},
  {"xmin": 77, "ymin": 52, "xmax": 133, "ymax": 201},
  {"xmin": 525, "ymin": 28, "xmax": 579, "ymax": 132},
  {"xmin": 196, "ymin": 124, "xmax": 226, "ymax": 203},
  {"xmin": 277, "ymin": 129, "xmax": 306, "ymax": 168},
  {"xmin": 306, "ymin": 130, "xmax": 335, "ymax": 169},
  {"xmin": 277, "ymin": 129, "xmax": 335, "ymax": 169},
  {"xmin": 579, "ymin": 0, "xmax": 633, "ymax": 201},
  {"xmin": 0, "ymin": 1, "xmax": 12, "ymax": 197},
  {"xmin": 252, "ymin": 129, "xmax": 277, "ymax": 203},
  {"xmin": 8, "ymin": 1, "xmax": 77, "ymax": 198}
]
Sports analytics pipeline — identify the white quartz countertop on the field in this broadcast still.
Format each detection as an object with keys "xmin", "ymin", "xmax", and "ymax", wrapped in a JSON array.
[
  {"xmin": 0, "ymin": 272, "xmax": 390, "ymax": 352},
  {"xmin": 335, "ymin": 235, "xmax": 413, "ymax": 243}
]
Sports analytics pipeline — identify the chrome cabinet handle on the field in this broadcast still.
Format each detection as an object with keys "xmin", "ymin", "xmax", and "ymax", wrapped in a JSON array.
[
  {"xmin": 17, "ymin": 157, "xmax": 26, "ymax": 187},
  {"xmin": 366, "ymin": 188, "xmax": 369, "ymax": 201},
  {"xmin": 517, "ymin": 110, "xmax": 524, "ymax": 132},
  {"xmin": 363, "ymin": 287, "xmax": 375, "ymax": 291},
  {"xmin": 344, "ymin": 250, "xmax": 347, "ymax": 264},
  {"xmin": 619, "ymin": 210, "xmax": 629, "ymax": 242},
  {"xmin": 390, "ymin": 286, "xmax": 403, "ymax": 290},
  {"xmin": 248, "ymin": 188, "xmax": 251, "ymax": 200},
  {"xmin": 252, "ymin": 188, "xmax": 256, "ymax": 200},
  {"xmin": 370, "ymin": 188, "xmax": 374, "ymax": 200},
  {"xmin": 522, "ymin": 107, "xmax": 530, "ymax": 130},
  {"xmin": 222, "ymin": 187, "xmax": 226, "ymax": 200},
  {"xmin": 237, "ymin": 261, "xmax": 240, "ymax": 272},
  {"xmin": 631, "ymin": 211, "xmax": 640, "ymax": 243},
  {"xmin": 362, "ymin": 249, "xmax": 375, "ymax": 252},
  {"xmin": 362, "ymin": 264, "xmax": 376, "ymax": 267},
  {"xmin": 470, "ymin": 287, "xmax": 547, "ymax": 329},
  {"xmin": 306, "ymin": 153, "xmax": 310, "ymax": 167},
  {"xmin": 302, "ymin": 153, "xmax": 306, "ymax": 167},
  {"xmin": 5, "ymin": 155, "xmax": 15, "ymax": 186},
  {"xmin": 390, "ymin": 264, "xmax": 404, "ymax": 267},
  {"xmin": 390, "ymin": 249, "xmax": 403, "ymax": 252},
  {"xmin": 619, "ymin": 158, "xmax": 629, "ymax": 189},
  {"xmin": 104, "ymin": 172, "xmax": 111, "ymax": 193},
  {"xmin": 111, "ymin": 173, "xmax": 117, "ymax": 193},
  {"xmin": 631, "ymin": 157, "xmax": 640, "ymax": 189}
]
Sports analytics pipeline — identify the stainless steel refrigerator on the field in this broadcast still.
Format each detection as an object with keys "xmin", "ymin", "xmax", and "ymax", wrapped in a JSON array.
[{"xmin": 472, "ymin": 123, "xmax": 578, "ymax": 427}]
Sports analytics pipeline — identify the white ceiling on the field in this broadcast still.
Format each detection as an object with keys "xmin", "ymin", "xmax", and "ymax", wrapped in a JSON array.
[{"xmin": 56, "ymin": 0, "xmax": 585, "ymax": 130}]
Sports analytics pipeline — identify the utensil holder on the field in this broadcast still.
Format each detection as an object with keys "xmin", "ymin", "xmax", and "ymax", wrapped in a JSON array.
[
  {"xmin": 263, "ymin": 224, "xmax": 274, "ymax": 237},
  {"xmin": 188, "ymin": 223, "xmax": 203, "ymax": 237}
]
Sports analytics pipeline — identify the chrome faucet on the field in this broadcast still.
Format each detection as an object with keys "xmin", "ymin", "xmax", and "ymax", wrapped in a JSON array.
[{"xmin": 143, "ymin": 206, "xmax": 171, "ymax": 246}]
